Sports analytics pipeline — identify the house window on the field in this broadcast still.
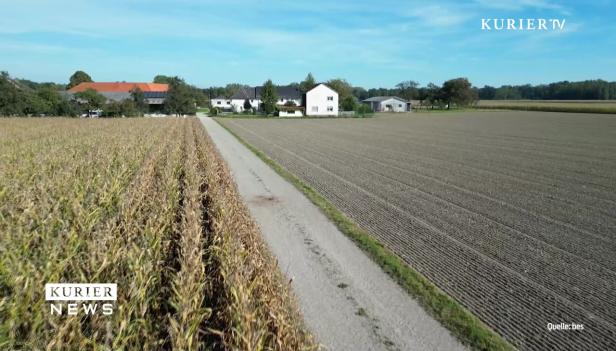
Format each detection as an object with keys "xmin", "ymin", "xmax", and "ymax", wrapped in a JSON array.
[
  {"xmin": 217, "ymin": 101, "xmax": 221, "ymax": 105},
  {"xmin": 327, "ymin": 106, "xmax": 333, "ymax": 112},
  {"xmin": 398, "ymin": 104, "xmax": 402, "ymax": 107},
  {"xmin": 327, "ymin": 96, "xmax": 333, "ymax": 101},
  {"xmin": 227, "ymin": 101, "xmax": 231, "ymax": 104},
  {"xmin": 280, "ymin": 99, "xmax": 284, "ymax": 102},
  {"xmin": 311, "ymin": 106, "xmax": 318, "ymax": 112}
]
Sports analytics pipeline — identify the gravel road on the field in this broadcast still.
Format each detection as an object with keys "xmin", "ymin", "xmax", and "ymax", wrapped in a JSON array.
[{"xmin": 199, "ymin": 117, "xmax": 465, "ymax": 351}]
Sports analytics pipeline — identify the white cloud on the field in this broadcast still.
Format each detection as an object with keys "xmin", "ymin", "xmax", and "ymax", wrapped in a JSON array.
[
  {"xmin": 474, "ymin": 0, "xmax": 571, "ymax": 15},
  {"xmin": 407, "ymin": 4, "xmax": 472, "ymax": 27}
]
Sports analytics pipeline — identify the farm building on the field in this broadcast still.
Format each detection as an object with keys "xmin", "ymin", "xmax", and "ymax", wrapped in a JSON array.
[
  {"xmin": 304, "ymin": 83, "xmax": 338, "ymax": 116},
  {"xmin": 363, "ymin": 96, "xmax": 411, "ymax": 112},
  {"xmin": 65, "ymin": 82, "xmax": 169, "ymax": 109},
  {"xmin": 211, "ymin": 85, "xmax": 301, "ymax": 113}
]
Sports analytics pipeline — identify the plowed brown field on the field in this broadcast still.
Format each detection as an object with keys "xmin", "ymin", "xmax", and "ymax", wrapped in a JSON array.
[{"xmin": 218, "ymin": 111, "xmax": 616, "ymax": 351}]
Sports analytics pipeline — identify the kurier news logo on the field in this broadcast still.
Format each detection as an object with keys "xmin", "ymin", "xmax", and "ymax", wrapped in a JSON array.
[{"xmin": 45, "ymin": 283, "xmax": 116, "ymax": 316}]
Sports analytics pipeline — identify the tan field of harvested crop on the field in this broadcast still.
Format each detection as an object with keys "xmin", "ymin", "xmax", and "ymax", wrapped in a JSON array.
[{"xmin": 0, "ymin": 118, "xmax": 315, "ymax": 350}]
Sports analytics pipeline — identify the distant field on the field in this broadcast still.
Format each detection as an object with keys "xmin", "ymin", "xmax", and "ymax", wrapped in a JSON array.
[
  {"xmin": 219, "ymin": 111, "xmax": 616, "ymax": 351},
  {"xmin": 477, "ymin": 100, "xmax": 616, "ymax": 113},
  {"xmin": 0, "ymin": 118, "xmax": 313, "ymax": 350}
]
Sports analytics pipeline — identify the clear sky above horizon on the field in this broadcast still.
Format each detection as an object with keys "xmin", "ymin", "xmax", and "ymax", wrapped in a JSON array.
[{"xmin": 1, "ymin": 0, "xmax": 614, "ymax": 89}]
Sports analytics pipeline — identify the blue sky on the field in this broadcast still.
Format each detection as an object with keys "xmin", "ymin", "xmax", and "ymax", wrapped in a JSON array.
[{"xmin": 1, "ymin": 0, "xmax": 614, "ymax": 88}]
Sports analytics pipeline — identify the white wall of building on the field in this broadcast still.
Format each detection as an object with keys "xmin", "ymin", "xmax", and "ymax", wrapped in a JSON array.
[
  {"xmin": 379, "ymin": 98, "xmax": 408, "ymax": 112},
  {"xmin": 213, "ymin": 97, "xmax": 301, "ymax": 113},
  {"xmin": 305, "ymin": 84, "xmax": 338, "ymax": 116},
  {"xmin": 278, "ymin": 110, "xmax": 303, "ymax": 117},
  {"xmin": 212, "ymin": 98, "xmax": 260, "ymax": 112}
]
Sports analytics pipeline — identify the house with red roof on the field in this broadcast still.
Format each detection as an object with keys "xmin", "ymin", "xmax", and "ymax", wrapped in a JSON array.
[{"xmin": 65, "ymin": 82, "xmax": 169, "ymax": 112}]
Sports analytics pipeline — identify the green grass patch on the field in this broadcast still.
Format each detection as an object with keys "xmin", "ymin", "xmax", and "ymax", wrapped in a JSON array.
[{"xmin": 214, "ymin": 117, "xmax": 517, "ymax": 351}]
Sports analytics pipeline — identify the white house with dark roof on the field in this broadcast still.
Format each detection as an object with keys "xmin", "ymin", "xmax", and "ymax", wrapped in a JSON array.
[
  {"xmin": 211, "ymin": 85, "xmax": 301, "ymax": 113},
  {"xmin": 304, "ymin": 83, "xmax": 338, "ymax": 116},
  {"xmin": 363, "ymin": 96, "xmax": 411, "ymax": 112}
]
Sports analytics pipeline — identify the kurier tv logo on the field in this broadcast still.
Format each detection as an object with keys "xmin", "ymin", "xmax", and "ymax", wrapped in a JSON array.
[
  {"xmin": 45, "ymin": 283, "xmax": 116, "ymax": 316},
  {"xmin": 481, "ymin": 18, "xmax": 566, "ymax": 31}
]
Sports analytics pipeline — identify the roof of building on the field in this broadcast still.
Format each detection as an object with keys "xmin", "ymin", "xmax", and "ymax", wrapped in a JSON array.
[
  {"xmin": 363, "ymin": 96, "xmax": 409, "ymax": 103},
  {"xmin": 231, "ymin": 87, "xmax": 255, "ymax": 100},
  {"xmin": 255, "ymin": 85, "xmax": 301, "ymax": 100},
  {"xmin": 67, "ymin": 82, "xmax": 169, "ymax": 93}
]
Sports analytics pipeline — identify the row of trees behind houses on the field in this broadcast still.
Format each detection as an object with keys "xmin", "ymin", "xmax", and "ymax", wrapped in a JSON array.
[
  {"xmin": 207, "ymin": 74, "xmax": 479, "ymax": 111},
  {"xmin": 208, "ymin": 75, "xmax": 616, "ymax": 112},
  {"xmin": 0, "ymin": 71, "xmax": 207, "ymax": 117}
]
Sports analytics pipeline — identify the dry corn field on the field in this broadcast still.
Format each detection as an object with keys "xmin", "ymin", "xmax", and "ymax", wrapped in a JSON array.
[
  {"xmin": 0, "ymin": 118, "xmax": 315, "ymax": 350},
  {"xmin": 218, "ymin": 111, "xmax": 616, "ymax": 351}
]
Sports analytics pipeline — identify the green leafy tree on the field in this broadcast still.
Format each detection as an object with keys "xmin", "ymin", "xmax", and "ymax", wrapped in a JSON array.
[
  {"xmin": 396, "ymin": 80, "xmax": 420, "ymax": 101},
  {"xmin": 67, "ymin": 70, "xmax": 93, "ymax": 89},
  {"xmin": 120, "ymin": 100, "xmax": 138, "ymax": 117},
  {"xmin": 192, "ymin": 88, "xmax": 209, "ymax": 107},
  {"xmin": 164, "ymin": 77, "xmax": 197, "ymax": 116},
  {"xmin": 130, "ymin": 87, "xmax": 148, "ymax": 116},
  {"xmin": 74, "ymin": 88, "xmax": 106, "ymax": 114},
  {"xmin": 423, "ymin": 83, "xmax": 442, "ymax": 109},
  {"xmin": 260, "ymin": 79, "xmax": 278, "ymax": 115},
  {"xmin": 0, "ymin": 72, "xmax": 25, "ymax": 116},
  {"xmin": 441, "ymin": 78, "xmax": 477, "ymax": 109},
  {"xmin": 153, "ymin": 75, "xmax": 173, "ymax": 84},
  {"xmin": 326, "ymin": 78, "xmax": 353, "ymax": 104},
  {"xmin": 224, "ymin": 83, "xmax": 245, "ymax": 99},
  {"xmin": 299, "ymin": 73, "xmax": 316, "ymax": 93},
  {"xmin": 340, "ymin": 95, "xmax": 356, "ymax": 111},
  {"xmin": 354, "ymin": 103, "xmax": 374, "ymax": 117}
]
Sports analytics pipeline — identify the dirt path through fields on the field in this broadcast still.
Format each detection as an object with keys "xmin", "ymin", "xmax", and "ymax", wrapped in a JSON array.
[{"xmin": 199, "ymin": 117, "xmax": 465, "ymax": 351}]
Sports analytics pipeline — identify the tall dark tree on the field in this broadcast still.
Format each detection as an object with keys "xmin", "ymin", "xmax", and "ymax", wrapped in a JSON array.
[
  {"xmin": 440, "ymin": 78, "xmax": 477, "ymax": 109},
  {"xmin": 340, "ymin": 96, "xmax": 357, "ymax": 111},
  {"xmin": 164, "ymin": 77, "xmax": 197, "ymax": 116},
  {"xmin": 67, "ymin": 70, "xmax": 93, "ymax": 89},
  {"xmin": 130, "ymin": 87, "xmax": 147, "ymax": 116},
  {"xmin": 153, "ymin": 75, "xmax": 173, "ymax": 84},
  {"xmin": 424, "ymin": 83, "xmax": 442, "ymax": 108},
  {"xmin": 396, "ymin": 80, "xmax": 420, "ymax": 101},
  {"xmin": 260, "ymin": 79, "xmax": 278, "ymax": 115},
  {"xmin": 74, "ymin": 88, "xmax": 106, "ymax": 113},
  {"xmin": 299, "ymin": 73, "xmax": 316, "ymax": 93},
  {"xmin": 326, "ymin": 78, "xmax": 353, "ymax": 104},
  {"xmin": 224, "ymin": 83, "xmax": 245, "ymax": 99}
]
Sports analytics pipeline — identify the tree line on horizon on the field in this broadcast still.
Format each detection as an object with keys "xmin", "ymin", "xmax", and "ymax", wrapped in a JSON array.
[
  {"xmin": 205, "ymin": 73, "xmax": 616, "ymax": 106},
  {"xmin": 0, "ymin": 71, "xmax": 207, "ymax": 117},
  {"xmin": 3, "ymin": 69, "xmax": 615, "ymax": 117}
]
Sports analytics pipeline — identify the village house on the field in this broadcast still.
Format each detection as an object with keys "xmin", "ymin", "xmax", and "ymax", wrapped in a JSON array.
[
  {"xmin": 65, "ymin": 82, "xmax": 169, "ymax": 110},
  {"xmin": 304, "ymin": 83, "xmax": 338, "ymax": 116},
  {"xmin": 211, "ymin": 83, "xmax": 338, "ymax": 117},
  {"xmin": 362, "ymin": 96, "xmax": 411, "ymax": 112},
  {"xmin": 211, "ymin": 85, "xmax": 302, "ymax": 113}
]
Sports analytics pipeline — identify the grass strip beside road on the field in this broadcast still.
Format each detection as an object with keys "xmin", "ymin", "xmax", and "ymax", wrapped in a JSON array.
[{"xmin": 214, "ymin": 117, "xmax": 517, "ymax": 351}]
